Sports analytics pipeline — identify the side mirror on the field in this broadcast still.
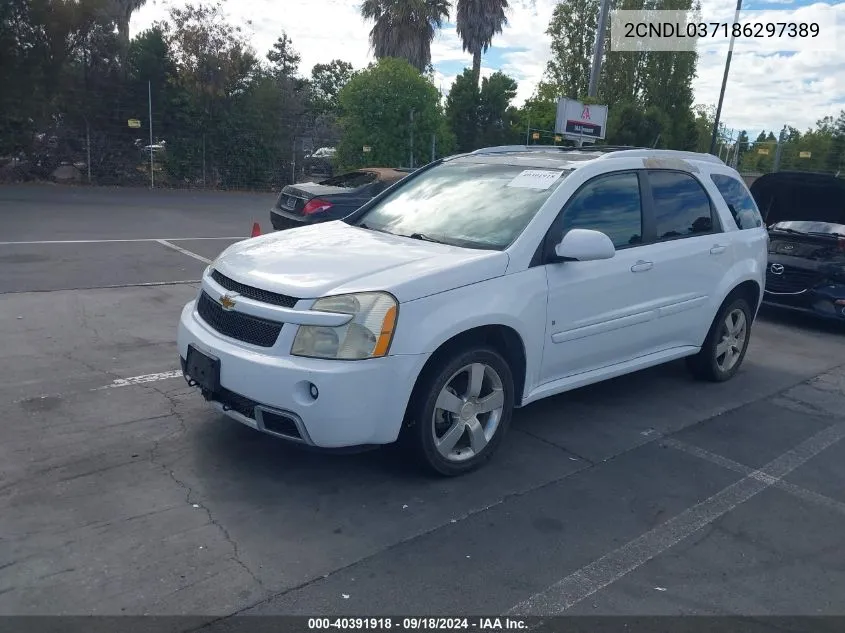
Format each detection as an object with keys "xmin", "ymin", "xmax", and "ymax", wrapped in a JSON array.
[{"xmin": 554, "ymin": 228, "xmax": 616, "ymax": 261}]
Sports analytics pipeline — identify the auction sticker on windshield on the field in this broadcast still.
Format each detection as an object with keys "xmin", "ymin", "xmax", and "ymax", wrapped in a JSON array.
[{"xmin": 507, "ymin": 169, "xmax": 564, "ymax": 190}]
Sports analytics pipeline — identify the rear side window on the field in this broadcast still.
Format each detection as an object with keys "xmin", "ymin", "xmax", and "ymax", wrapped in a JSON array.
[
  {"xmin": 561, "ymin": 172, "xmax": 643, "ymax": 248},
  {"xmin": 648, "ymin": 171, "xmax": 716, "ymax": 240},
  {"xmin": 710, "ymin": 174, "xmax": 764, "ymax": 229}
]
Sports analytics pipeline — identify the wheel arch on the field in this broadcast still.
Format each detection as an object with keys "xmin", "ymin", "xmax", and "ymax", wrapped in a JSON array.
[{"xmin": 402, "ymin": 324, "xmax": 529, "ymax": 430}]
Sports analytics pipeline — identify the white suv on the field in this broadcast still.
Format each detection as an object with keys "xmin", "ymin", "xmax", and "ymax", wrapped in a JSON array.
[{"xmin": 178, "ymin": 146, "xmax": 768, "ymax": 476}]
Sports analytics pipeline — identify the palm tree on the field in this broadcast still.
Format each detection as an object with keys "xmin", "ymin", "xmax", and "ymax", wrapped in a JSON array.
[
  {"xmin": 361, "ymin": 0, "xmax": 450, "ymax": 73},
  {"xmin": 106, "ymin": 0, "xmax": 148, "ymax": 67},
  {"xmin": 456, "ymin": 0, "xmax": 509, "ymax": 87}
]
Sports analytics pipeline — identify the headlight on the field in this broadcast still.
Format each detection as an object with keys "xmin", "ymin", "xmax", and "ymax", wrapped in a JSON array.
[{"xmin": 291, "ymin": 292, "xmax": 398, "ymax": 360}]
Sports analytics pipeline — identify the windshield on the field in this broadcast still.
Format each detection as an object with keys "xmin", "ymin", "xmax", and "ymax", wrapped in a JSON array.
[{"xmin": 351, "ymin": 161, "xmax": 570, "ymax": 250}]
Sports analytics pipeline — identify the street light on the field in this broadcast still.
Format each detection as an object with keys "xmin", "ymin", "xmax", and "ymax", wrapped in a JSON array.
[{"xmin": 709, "ymin": 0, "xmax": 743, "ymax": 155}]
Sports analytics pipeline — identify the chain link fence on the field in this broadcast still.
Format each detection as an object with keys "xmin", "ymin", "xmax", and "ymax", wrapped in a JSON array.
[{"xmin": 0, "ymin": 88, "xmax": 341, "ymax": 191}]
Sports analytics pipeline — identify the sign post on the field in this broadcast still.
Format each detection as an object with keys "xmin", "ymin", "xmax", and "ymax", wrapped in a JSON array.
[{"xmin": 555, "ymin": 99, "xmax": 608, "ymax": 146}]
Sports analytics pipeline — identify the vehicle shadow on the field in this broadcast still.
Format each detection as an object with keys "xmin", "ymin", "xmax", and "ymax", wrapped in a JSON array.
[{"xmin": 757, "ymin": 304, "xmax": 845, "ymax": 336}]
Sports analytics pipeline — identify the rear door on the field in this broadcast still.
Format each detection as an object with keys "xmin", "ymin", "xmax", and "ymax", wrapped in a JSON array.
[{"xmin": 638, "ymin": 169, "xmax": 735, "ymax": 349}]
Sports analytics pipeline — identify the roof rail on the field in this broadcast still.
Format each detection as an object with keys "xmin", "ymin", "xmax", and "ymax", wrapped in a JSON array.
[
  {"xmin": 468, "ymin": 145, "xmax": 725, "ymax": 165},
  {"xmin": 469, "ymin": 144, "xmax": 639, "ymax": 155},
  {"xmin": 594, "ymin": 149, "xmax": 725, "ymax": 165}
]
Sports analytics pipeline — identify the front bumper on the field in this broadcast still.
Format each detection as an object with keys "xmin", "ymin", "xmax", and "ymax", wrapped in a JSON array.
[
  {"xmin": 177, "ymin": 299, "xmax": 428, "ymax": 447},
  {"xmin": 763, "ymin": 285, "xmax": 845, "ymax": 320}
]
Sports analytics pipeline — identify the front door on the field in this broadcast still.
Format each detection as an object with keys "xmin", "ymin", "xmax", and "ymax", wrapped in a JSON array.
[{"xmin": 540, "ymin": 171, "xmax": 668, "ymax": 384}]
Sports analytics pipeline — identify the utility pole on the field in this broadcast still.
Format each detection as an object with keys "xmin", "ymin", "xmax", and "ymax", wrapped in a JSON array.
[
  {"xmin": 587, "ymin": 0, "xmax": 612, "ymax": 98},
  {"xmin": 710, "ymin": 0, "xmax": 743, "ymax": 155},
  {"xmin": 431, "ymin": 133, "xmax": 436, "ymax": 163},
  {"xmin": 148, "ymin": 80, "xmax": 154, "ymax": 189},
  {"xmin": 773, "ymin": 125, "xmax": 787, "ymax": 172}
]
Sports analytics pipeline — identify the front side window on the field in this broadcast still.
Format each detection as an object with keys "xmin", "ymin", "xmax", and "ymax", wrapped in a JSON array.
[
  {"xmin": 560, "ymin": 172, "xmax": 643, "ymax": 248},
  {"xmin": 710, "ymin": 174, "xmax": 764, "ymax": 230},
  {"xmin": 353, "ymin": 161, "xmax": 571, "ymax": 250},
  {"xmin": 649, "ymin": 170, "xmax": 716, "ymax": 240}
]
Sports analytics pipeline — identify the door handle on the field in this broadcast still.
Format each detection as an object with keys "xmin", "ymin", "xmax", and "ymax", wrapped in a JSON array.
[
  {"xmin": 630, "ymin": 260, "xmax": 653, "ymax": 273},
  {"xmin": 710, "ymin": 244, "xmax": 727, "ymax": 255}
]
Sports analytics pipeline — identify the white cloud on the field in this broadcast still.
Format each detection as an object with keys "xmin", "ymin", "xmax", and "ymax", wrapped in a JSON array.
[{"xmin": 131, "ymin": 0, "xmax": 845, "ymax": 136}]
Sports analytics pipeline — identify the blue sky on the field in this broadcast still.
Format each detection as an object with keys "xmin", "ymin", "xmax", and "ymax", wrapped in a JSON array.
[{"xmin": 132, "ymin": 0, "xmax": 845, "ymax": 140}]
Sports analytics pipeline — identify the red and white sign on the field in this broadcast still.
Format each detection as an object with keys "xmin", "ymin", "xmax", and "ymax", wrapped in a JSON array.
[{"xmin": 555, "ymin": 99, "xmax": 608, "ymax": 141}]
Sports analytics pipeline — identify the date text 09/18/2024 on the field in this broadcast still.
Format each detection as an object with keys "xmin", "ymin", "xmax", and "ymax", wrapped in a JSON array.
[{"xmin": 307, "ymin": 618, "xmax": 528, "ymax": 631}]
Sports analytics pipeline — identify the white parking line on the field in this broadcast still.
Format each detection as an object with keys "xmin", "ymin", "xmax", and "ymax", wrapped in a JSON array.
[
  {"xmin": 662, "ymin": 438, "xmax": 845, "ymax": 518},
  {"xmin": 156, "ymin": 239, "xmax": 212, "ymax": 264},
  {"xmin": 0, "ymin": 237, "xmax": 244, "ymax": 245},
  {"xmin": 95, "ymin": 370, "xmax": 183, "ymax": 390},
  {"xmin": 506, "ymin": 420, "xmax": 845, "ymax": 616}
]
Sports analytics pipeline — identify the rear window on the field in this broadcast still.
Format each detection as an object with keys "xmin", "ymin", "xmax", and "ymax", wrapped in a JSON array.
[
  {"xmin": 320, "ymin": 171, "xmax": 378, "ymax": 188},
  {"xmin": 353, "ymin": 162, "xmax": 570, "ymax": 250},
  {"xmin": 711, "ymin": 174, "xmax": 763, "ymax": 230},
  {"xmin": 649, "ymin": 171, "xmax": 717, "ymax": 240}
]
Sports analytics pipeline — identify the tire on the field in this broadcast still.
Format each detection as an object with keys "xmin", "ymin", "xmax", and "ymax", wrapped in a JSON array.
[
  {"xmin": 686, "ymin": 296, "xmax": 753, "ymax": 382},
  {"xmin": 403, "ymin": 346, "xmax": 515, "ymax": 476}
]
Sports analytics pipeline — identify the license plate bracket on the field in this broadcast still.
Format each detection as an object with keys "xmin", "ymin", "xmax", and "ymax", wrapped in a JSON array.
[{"xmin": 185, "ymin": 344, "xmax": 220, "ymax": 392}]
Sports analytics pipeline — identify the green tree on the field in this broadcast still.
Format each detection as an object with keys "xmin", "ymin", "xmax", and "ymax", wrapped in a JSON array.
[
  {"xmin": 445, "ymin": 69, "xmax": 480, "ymax": 152},
  {"xmin": 267, "ymin": 32, "xmax": 300, "ymax": 79},
  {"xmin": 455, "ymin": 0, "xmax": 508, "ymax": 87},
  {"xmin": 477, "ymin": 71, "xmax": 518, "ymax": 147},
  {"xmin": 542, "ymin": 0, "xmax": 597, "ymax": 101},
  {"xmin": 361, "ymin": 0, "xmax": 450, "ymax": 73},
  {"xmin": 606, "ymin": 102, "xmax": 668, "ymax": 147},
  {"xmin": 310, "ymin": 60, "xmax": 354, "ymax": 116},
  {"xmin": 337, "ymin": 57, "xmax": 453, "ymax": 169}
]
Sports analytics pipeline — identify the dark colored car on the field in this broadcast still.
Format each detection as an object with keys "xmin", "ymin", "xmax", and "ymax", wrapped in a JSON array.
[
  {"xmin": 270, "ymin": 168, "xmax": 412, "ymax": 231},
  {"xmin": 749, "ymin": 171, "xmax": 845, "ymax": 320}
]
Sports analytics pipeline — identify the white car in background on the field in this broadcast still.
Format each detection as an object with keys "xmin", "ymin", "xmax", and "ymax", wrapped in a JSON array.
[{"xmin": 178, "ymin": 146, "xmax": 768, "ymax": 476}]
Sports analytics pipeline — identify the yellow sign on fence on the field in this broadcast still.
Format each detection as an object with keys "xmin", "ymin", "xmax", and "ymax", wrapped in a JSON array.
[
  {"xmin": 799, "ymin": 151, "xmax": 812, "ymax": 158},
  {"xmin": 757, "ymin": 148, "xmax": 769, "ymax": 155},
  {"xmin": 532, "ymin": 132, "xmax": 540, "ymax": 140},
  {"xmin": 128, "ymin": 119, "xmax": 141, "ymax": 128}
]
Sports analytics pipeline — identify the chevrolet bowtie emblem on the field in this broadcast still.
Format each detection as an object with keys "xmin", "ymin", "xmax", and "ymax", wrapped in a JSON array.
[{"xmin": 219, "ymin": 294, "xmax": 236, "ymax": 310}]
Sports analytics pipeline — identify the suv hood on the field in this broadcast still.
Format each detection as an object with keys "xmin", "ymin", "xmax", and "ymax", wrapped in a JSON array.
[{"xmin": 212, "ymin": 221, "xmax": 509, "ymax": 302}]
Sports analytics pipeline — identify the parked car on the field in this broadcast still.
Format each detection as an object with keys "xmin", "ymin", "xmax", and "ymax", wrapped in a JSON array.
[
  {"xmin": 179, "ymin": 145, "xmax": 767, "ymax": 476},
  {"xmin": 270, "ymin": 168, "xmax": 412, "ymax": 231},
  {"xmin": 749, "ymin": 171, "xmax": 845, "ymax": 320},
  {"xmin": 303, "ymin": 147, "xmax": 337, "ymax": 179}
]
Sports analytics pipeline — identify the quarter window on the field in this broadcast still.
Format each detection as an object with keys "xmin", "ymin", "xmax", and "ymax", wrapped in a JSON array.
[
  {"xmin": 710, "ymin": 174, "xmax": 764, "ymax": 229},
  {"xmin": 649, "ymin": 171, "xmax": 716, "ymax": 240},
  {"xmin": 561, "ymin": 172, "xmax": 643, "ymax": 248}
]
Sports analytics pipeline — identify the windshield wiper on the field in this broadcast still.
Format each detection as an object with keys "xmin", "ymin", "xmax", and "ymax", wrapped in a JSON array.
[
  {"xmin": 406, "ymin": 232, "xmax": 447, "ymax": 244},
  {"xmin": 806, "ymin": 231, "xmax": 845, "ymax": 238},
  {"xmin": 770, "ymin": 227, "xmax": 803, "ymax": 234}
]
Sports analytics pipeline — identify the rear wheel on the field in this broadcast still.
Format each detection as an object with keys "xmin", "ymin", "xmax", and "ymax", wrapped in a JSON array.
[
  {"xmin": 687, "ymin": 296, "xmax": 752, "ymax": 382},
  {"xmin": 404, "ymin": 347, "xmax": 514, "ymax": 476}
]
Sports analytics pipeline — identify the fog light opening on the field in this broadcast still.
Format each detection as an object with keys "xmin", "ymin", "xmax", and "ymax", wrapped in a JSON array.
[{"xmin": 309, "ymin": 383, "xmax": 319, "ymax": 400}]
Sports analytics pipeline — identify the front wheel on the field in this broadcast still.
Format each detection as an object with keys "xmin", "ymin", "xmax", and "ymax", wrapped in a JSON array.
[
  {"xmin": 687, "ymin": 296, "xmax": 753, "ymax": 382},
  {"xmin": 404, "ymin": 347, "xmax": 515, "ymax": 476}
]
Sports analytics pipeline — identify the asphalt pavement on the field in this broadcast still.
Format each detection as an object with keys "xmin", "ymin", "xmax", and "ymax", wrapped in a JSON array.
[{"xmin": 2, "ymin": 185, "xmax": 845, "ymax": 624}]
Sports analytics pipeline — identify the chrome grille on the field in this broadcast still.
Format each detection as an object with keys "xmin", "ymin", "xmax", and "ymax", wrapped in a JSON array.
[
  {"xmin": 765, "ymin": 265, "xmax": 821, "ymax": 294},
  {"xmin": 211, "ymin": 270, "xmax": 299, "ymax": 308}
]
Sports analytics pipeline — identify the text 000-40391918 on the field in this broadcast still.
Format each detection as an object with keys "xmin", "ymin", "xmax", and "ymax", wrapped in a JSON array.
[{"xmin": 609, "ymin": 8, "xmax": 839, "ymax": 53}]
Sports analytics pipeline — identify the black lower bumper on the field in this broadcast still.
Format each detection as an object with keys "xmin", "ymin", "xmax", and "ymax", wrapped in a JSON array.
[{"xmin": 762, "ymin": 289, "xmax": 845, "ymax": 320}]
